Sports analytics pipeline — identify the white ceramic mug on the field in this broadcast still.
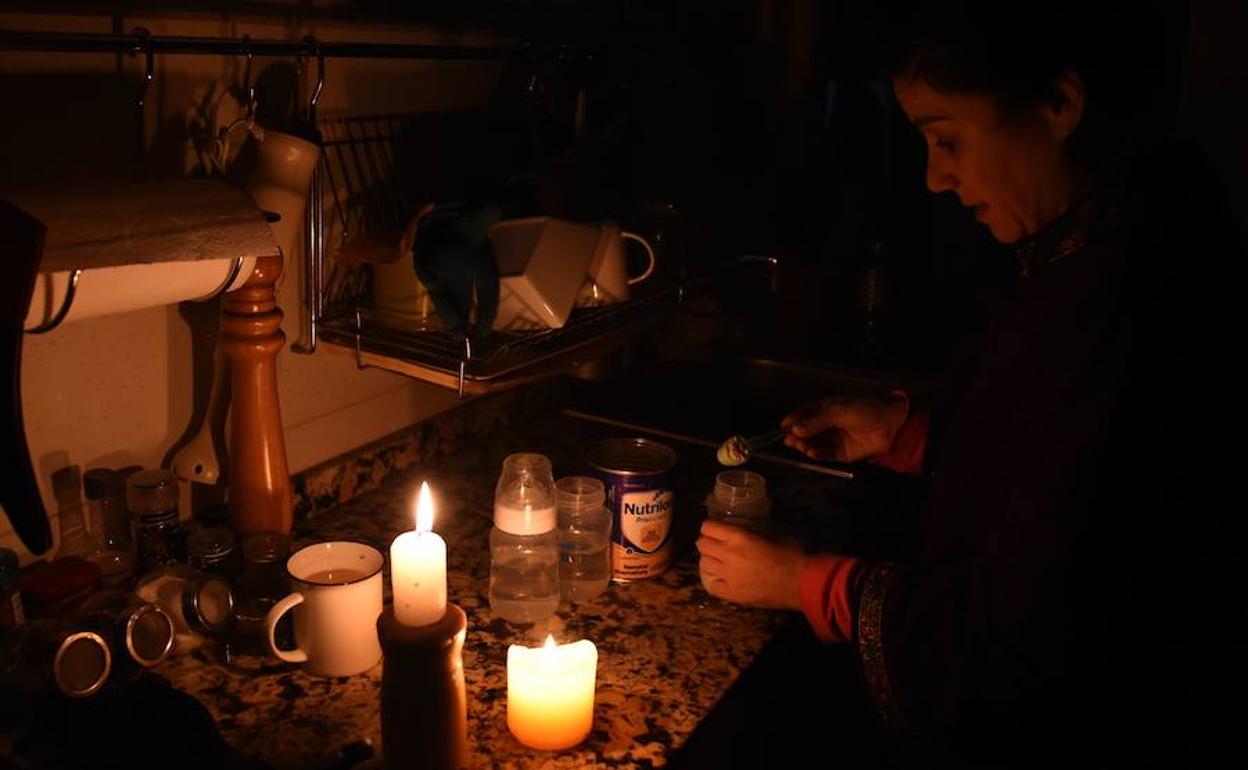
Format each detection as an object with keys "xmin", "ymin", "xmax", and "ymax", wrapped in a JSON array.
[
  {"xmin": 577, "ymin": 223, "xmax": 657, "ymax": 307},
  {"xmin": 265, "ymin": 541, "xmax": 384, "ymax": 677},
  {"xmin": 238, "ymin": 129, "xmax": 321, "ymax": 259}
]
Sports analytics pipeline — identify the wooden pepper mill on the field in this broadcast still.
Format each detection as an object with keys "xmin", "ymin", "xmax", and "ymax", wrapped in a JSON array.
[
  {"xmin": 220, "ymin": 252, "xmax": 294, "ymax": 534},
  {"xmin": 377, "ymin": 604, "xmax": 469, "ymax": 770}
]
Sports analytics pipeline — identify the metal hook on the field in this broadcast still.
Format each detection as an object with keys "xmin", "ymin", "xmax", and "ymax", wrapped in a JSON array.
[
  {"xmin": 25, "ymin": 269, "xmax": 82, "ymax": 334},
  {"xmin": 354, "ymin": 308, "xmax": 364, "ymax": 369},
  {"xmin": 457, "ymin": 335, "xmax": 473, "ymax": 399},
  {"xmin": 305, "ymin": 36, "xmax": 325, "ymax": 127},
  {"xmin": 240, "ymin": 35, "xmax": 256, "ymax": 122},
  {"xmin": 134, "ymin": 27, "xmax": 155, "ymax": 165}
]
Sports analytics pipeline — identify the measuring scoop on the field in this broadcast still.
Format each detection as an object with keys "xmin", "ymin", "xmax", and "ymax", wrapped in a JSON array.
[{"xmin": 717, "ymin": 427, "xmax": 785, "ymax": 466}]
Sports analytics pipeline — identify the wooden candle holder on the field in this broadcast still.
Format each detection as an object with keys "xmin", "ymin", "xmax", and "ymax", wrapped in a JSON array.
[
  {"xmin": 377, "ymin": 604, "xmax": 468, "ymax": 770},
  {"xmin": 220, "ymin": 252, "xmax": 294, "ymax": 534}
]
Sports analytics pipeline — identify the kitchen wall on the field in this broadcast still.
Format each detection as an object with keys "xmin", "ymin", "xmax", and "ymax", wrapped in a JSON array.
[{"xmin": 0, "ymin": 10, "xmax": 512, "ymax": 561}]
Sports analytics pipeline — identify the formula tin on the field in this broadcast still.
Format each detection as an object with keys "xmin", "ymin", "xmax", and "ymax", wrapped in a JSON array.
[{"xmin": 585, "ymin": 438, "xmax": 677, "ymax": 581}]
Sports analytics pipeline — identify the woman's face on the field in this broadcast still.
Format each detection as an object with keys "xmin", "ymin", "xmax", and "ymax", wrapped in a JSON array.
[{"xmin": 893, "ymin": 74, "xmax": 1082, "ymax": 244}]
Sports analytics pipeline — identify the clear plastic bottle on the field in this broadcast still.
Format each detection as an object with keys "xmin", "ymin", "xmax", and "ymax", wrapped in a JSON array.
[
  {"xmin": 555, "ymin": 476, "xmax": 611, "ymax": 602},
  {"xmin": 705, "ymin": 470, "xmax": 772, "ymax": 531},
  {"xmin": 489, "ymin": 453, "xmax": 560, "ymax": 624}
]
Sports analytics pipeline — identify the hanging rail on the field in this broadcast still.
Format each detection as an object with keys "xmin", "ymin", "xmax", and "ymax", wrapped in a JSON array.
[{"xmin": 0, "ymin": 30, "xmax": 527, "ymax": 60}]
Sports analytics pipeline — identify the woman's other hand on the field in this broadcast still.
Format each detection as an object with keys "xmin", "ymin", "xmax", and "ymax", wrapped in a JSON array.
[
  {"xmin": 780, "ymin": 390, "xmax": 910, "ymax": 462},
  {"xmin": 696, "ymin": 520, "xmax": 806, "ymax": 610}
]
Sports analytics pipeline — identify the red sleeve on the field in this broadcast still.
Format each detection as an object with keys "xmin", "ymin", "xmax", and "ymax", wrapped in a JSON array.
[
  {"xmin": 874, "ymin": 408, "xmax": 929, "ymax": 475},
  {"xmin": 798, "ymin": 554, "xmax": 867, "ymax": 644}
]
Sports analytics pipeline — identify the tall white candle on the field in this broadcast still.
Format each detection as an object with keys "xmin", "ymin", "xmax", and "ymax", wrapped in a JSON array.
[
  {"xmin": 507, "ymin": 635, "xmax": 598, "ymax": 750},
  {"xmin": 390, "ymin": 481, "xmax": 447, "ymax": 626}
]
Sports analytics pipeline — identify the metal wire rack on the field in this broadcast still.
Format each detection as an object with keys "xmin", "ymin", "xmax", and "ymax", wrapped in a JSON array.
[{"xmin": 310, "ymin": 112, "xmax": 678, "ymax": 397}]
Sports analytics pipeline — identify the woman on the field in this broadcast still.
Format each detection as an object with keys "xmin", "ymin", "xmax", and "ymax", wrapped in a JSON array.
[{"xmin": 696, "ymin": 3, "xmax": 1245, "ymax": 766}]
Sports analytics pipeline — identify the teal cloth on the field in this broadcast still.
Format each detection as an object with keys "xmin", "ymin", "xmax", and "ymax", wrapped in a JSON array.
[{"xmin": 411, "ymin": 202, "xmax": 501, "ymax": 337}]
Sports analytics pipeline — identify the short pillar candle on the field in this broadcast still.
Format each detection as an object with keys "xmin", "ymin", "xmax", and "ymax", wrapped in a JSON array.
[{"xmin": 506, "ymin": 635, "xmax": 598, "ymax": 750}]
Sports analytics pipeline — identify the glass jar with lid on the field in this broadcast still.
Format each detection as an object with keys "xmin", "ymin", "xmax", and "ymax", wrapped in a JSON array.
[
  {"xmin": 76, "ymin": 590, "xmax": 175, "ymax": 670},
  {"xmin": 127, "ymin": 469, "xmax": 186, "ymax": 573},
  {"xmin": 187, "ymin": 526, "xmax": 240, "ymax": 577},
  {"xmin": 230, "ymin": 531, "xmax": 291, "ymax": 657},
  {"xmin": 0, "ymin": 619, "xmax": 112, "ymax": 703},
  {"xmin": 134, "ymin": 564, "xmax": 233, "ymax": 654}
]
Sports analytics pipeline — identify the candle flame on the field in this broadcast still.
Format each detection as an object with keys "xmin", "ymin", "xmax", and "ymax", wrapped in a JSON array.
[
  {"xmin": 539, "ymin": 633, "xmax": 558, "ymax": 668},
  {"xmin": 416, "ymin": 481, "xmax": 434, "ymax": 534}
]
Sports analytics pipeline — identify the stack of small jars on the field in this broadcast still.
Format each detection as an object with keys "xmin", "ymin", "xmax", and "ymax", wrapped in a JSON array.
[{"xmin": 1, "ymin": 465, "xmax": 292, "ymax": 707}]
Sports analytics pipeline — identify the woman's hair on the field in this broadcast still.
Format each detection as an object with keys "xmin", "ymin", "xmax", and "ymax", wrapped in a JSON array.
[{"xmin": 879, "ymin": 0, "xmax": 1172, "ymax": 170}]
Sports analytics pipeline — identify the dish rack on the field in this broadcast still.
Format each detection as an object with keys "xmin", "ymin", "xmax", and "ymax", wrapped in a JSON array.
[{"xmin": 299, "ymin": 113, "xmax": 679, "ymax": 397}]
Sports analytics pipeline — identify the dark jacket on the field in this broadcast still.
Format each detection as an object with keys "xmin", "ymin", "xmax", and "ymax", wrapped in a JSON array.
[{"xmin": 862, "ymin": 144, "xmax": 1248, "ymax": 767}]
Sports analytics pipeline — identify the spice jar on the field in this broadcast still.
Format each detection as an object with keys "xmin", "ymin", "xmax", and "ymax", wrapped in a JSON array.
[
  {"xmin": 127, "ymin": 469, "xmax": 187, "ymax": 572},
  {"xmin": 187, "ymin": 526, "xmax": 240, "ymax": 577},
  {"xmin": 230, "ymin": 531, "xmax": 291, "ymax": 657},
  {"xmin": 0, "ymin": 619, "xmax": 111, "ymax": 703},
  {"xmin": 134, "ymin": 564, "xmax": 233, "ymax": 654},
  {"xmin": 76, "ymin": 590, "xmax": 175, "ymax": 670},
  {"xmin": 82, "ymin": 468, "xmax": 138, "ymax": 588}
]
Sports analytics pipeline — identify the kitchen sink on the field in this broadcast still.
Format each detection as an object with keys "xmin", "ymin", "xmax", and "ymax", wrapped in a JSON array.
[{"xmin": 567, "ymin": 355, "xmax": 906, "ymax": 443}]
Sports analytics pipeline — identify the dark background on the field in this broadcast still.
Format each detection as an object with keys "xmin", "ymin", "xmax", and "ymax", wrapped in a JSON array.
[{"xmin": 4, "ymin": 0, "xmax": 1243, "ymax": 376}]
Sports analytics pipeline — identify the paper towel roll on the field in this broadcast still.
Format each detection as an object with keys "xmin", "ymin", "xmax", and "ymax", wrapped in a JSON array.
[{"xmin": 25, "ymin": 257, "xmax": 257, "ymax": 327}]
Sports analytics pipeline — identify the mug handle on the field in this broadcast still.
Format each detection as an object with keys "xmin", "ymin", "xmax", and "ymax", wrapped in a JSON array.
[
  {"xmin": 265, "ymin": 591, "xmax": 309, "ymax": 664},
  {"xmin": 620, "ymin": 232, "xmax": 656, "ymax": 285}
]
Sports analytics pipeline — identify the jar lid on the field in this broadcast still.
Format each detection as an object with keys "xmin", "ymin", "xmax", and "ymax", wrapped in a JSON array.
[
  {"xmin": 493, "ymin": 503, "xmax": 556, "ymax": 535},
  {"xmin": 83, "ymin": 468, "xmax": 124, "ymax": 500},
  {"xmin": 188, "ymin": 527, "xmax": 235, "ymax": 562},
  {"xmin": 184, "ymin": 575, "xmax": 234, "ymax": 635},
  {"xmin": 125, "ymin": 603, "xmax": 176, "ymax": 667},
  {"xmin": 53, "ymin": 631, "xmax": 111, "ymax": 698},
  {"xmin": 126, "ymin": 469, "xmax": 179, "ymax": 516}
]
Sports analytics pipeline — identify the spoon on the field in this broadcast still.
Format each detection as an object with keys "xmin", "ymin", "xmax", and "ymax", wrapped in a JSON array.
[{"xmin": 717, "ymin": 427, "xmax": 785, "ymax": 466}]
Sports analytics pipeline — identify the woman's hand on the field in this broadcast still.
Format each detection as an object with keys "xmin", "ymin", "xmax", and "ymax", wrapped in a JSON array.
[
  {"xmin": 696, "ymin": 520, "xmax": 807, "ymax": 610},
  {"xmin": 780, "ymin": 390, "xmax": 910, "ymax": 462}
]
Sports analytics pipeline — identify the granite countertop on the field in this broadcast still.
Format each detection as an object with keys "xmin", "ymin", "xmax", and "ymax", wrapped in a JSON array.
[{"xmin": 156, "ymin": 412, "xmax": 863, "ymax": 770}]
